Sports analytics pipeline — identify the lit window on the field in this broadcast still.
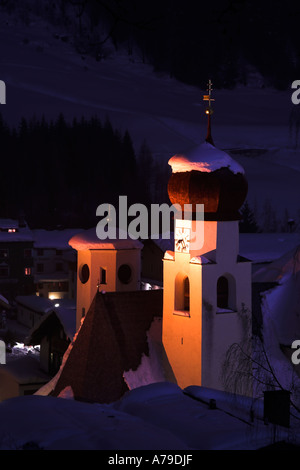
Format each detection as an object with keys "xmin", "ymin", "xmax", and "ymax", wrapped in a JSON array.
[{"xmin": 24, "ymin": 267, "xmax": 31, "ymax": 276}]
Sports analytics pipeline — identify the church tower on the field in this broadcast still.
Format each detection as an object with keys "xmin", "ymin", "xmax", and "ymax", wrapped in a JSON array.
[
  {"xmin": 162, "ymin": 82, "xmax": 252, "ymax": 395},
  {"xmin": 69, "ymin": 228, "xmax": 143, "ymax": 330}
]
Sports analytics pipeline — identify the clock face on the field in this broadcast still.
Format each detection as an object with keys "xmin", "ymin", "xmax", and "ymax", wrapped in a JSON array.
[{"xmin": 175, "ymin": 227, "xmax": 190, "ymax": 253}]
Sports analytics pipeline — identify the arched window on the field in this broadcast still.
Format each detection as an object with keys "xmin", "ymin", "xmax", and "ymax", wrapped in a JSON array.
[
  {"xmin": 217, "ymin": 276, "xmax": 229, "ymax": 309},
  {"xmin": 175, "ymin": 273, "xmax": 190, "ymax": 313},
  {"xmin": 184, "ymin": 277, "xmax": 190, "ymax": 311},
  {"xmin": 217, "ymin": 274, "xmax": 236, "ymax": 312}
]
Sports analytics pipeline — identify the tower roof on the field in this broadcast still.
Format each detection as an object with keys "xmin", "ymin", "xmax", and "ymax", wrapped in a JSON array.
[
  {"xmin": 169, "ymin": 142, "xmax": 245, "ymax": 175},
  {"xmin": 167, "ymin": 79, "xmax": 248, "ymax": 220},
  {"xmin": 52, "ymin": 289, "xmax": 164, "ymax": 403},
  {"xmin": 69, "ymin": 227, "xmax": 143, "ymax": 251},
  {"xmin": 168, "ymin": 143, "xmax": 248, "ymax": 221}
]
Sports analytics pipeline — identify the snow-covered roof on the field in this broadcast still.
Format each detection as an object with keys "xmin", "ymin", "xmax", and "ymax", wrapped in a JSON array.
[
  {"xmin": 25, "ymin": 298, "xmax": 76, "ymax": 344},
  {"xmin": 164, "ymin": 250, "xmax": 174, "ymax": 260},
  {"xmin": 0, "ymin": 219, "xmax": 19, "ymax": 229},
  {"xmin": 169, "ymin": 142, "xmax": 245, "ymax": 175},
  {"xmin": 69, "ymin": 228, "xmax": 143, "ymax": 251},
  {"xmin": 0, "ymin": 221, "xmax": 33, "ymax": 243},
  {"xmin": 256, "ymin": 248, "xmax": 300, "ymax": 395},
  {"xmin": 16, "ymin": 295, "xmax": 54, "ymax": 314},
  {"xmin": 32, "ymin": 229, "xmax": 82, "ymax": 250},
  {"xmin": 112, "ymin": 382, "xmax": 278, "ymax": 450},
  {"xmin": 53, "ymin": 306, "xmax": 76, "ymax": 341},
  {"xmin": 147, "ymin": 233, "xmax": 300, "ymax": 267},
  {"xmin": 0, "ymin": 380, "xmax": 292, "ymax": 450},
  {"xmin": 240, "ymin": 233, "xmax": 300, "ymax": 264},
  {"xmin": 27, "ymin": 305, "xmax": 76, "ymax": 345},
  {"xmin": 253, "ymin": 245, "xmax": 300, "ymax": 283},
  {"xmin": 261, "ymin": 274, "xmax": 300, "ymax": 345},
  {"xmin": 0, "ymin": 293, "xmax": 9, "ymax": 308},
  {"xmin": 190, "ymin": 255, "xmax": 212, "ymax": 265},
  {"xmin": 250, "ymin": 245, "xmax": 300, "ymax": 352}
]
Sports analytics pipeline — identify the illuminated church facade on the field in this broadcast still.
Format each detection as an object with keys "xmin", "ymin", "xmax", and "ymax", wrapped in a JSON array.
[
  {"xmin": 163, "ymin": 142, "xmax": 252, "ymax": 394},
  {"xmin": 48, "ymin": 83, "xmax": 253, "ymax": 401},
  {"xmin": 163, "ymin": 83, "xmax": 252, "ymax": 394}
]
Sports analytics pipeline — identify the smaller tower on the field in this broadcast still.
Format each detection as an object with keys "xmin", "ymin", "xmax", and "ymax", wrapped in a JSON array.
[{"xmin": 69, "ymin": 228, "xmax": 143, "ymax": 330}]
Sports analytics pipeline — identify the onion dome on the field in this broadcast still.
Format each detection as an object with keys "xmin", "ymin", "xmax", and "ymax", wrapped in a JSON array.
[
  {"xmin": 168, "ymin": 79, "xmax": 248, "ymax": 221},
  {"xmin": 168, "ymin": 141, "xmax": 248, "ymax": 221}
]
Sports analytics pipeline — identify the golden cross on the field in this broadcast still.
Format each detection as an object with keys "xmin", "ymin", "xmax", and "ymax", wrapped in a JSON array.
[
  {"xmin": 203, "ymin": 79, "xmax": 215, "ymax": 113},
  {"xmin": 203, "ymin": 79, "xmax": 215, "ymax": 145}
]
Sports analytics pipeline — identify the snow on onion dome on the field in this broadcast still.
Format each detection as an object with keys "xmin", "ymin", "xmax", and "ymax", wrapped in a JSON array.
[
  {"xmin": 167, "ymin": 142, "xmax": 248, "ymax": 221},
  {"xmin": 168, "ymin": 81, "xmax": 247, "ymax": 220},
  {"xmin": 168, "ymin": 142, "xmax": 245, "ymax": 175},
  {"xmin": 69, "ymin": 227, "xmax": 143, "ymax": 251}
]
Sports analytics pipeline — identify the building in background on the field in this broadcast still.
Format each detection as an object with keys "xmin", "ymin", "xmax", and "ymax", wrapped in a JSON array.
[
  {"xmin": 25, "ymin": 299, "xmax": 76, "ymax": 376},
  {"xmin": 32, "ymin": 229, "xmax": 81, "ymax": 301},
  {"xmin": 0, "ymin": 218, "xmax": 34, "ymax": 300}
]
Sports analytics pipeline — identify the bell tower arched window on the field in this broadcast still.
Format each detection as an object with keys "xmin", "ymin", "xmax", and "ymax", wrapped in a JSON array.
[
  {"xmin": 217, "ymin": 276, "xmax": 229, "ymax": 309},
  {"xmin": 184, "ymin": 277, "xmax": 190, "ymax": 311},
  {"xmin": 217, "ymin": 274, "xmax": 236, "ymax": 312},
  {"xmin": 175, "ymin": 273, "xmax": 190, "ymax": 313}
]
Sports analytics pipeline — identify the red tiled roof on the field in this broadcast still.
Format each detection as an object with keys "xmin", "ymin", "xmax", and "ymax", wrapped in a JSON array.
[{"xmin": 53, "ymin": 289, "xmax": 163, "ymax": 403}]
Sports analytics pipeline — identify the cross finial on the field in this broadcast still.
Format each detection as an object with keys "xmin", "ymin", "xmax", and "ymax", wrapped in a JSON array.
[{"xmin": 203, "ymin": 79, "xmax": 215, "ymax": 146}]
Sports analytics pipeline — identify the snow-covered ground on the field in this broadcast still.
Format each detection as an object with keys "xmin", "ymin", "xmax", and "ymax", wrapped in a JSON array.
[{"xmin": 0, "ymin": 382, "xmax": 296, "ymax": 450}]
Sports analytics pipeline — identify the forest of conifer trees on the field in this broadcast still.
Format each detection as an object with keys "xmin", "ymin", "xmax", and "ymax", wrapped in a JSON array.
[
  {"xmin": 0, "ymin": 113, "xmax": 170, "ymax": 229},
  {"xmin": 0, "ymin": 112, "xmax": 297, "ymax": 233}
]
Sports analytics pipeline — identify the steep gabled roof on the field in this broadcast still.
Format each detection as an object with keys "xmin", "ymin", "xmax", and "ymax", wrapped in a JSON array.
[
  {"xmin": 52, "ymin": 289, "xmax": 163, "ymax": 404},
  {"xmin": 26, "ymin": 306, "xmax": 76, "ymax": 345}
]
